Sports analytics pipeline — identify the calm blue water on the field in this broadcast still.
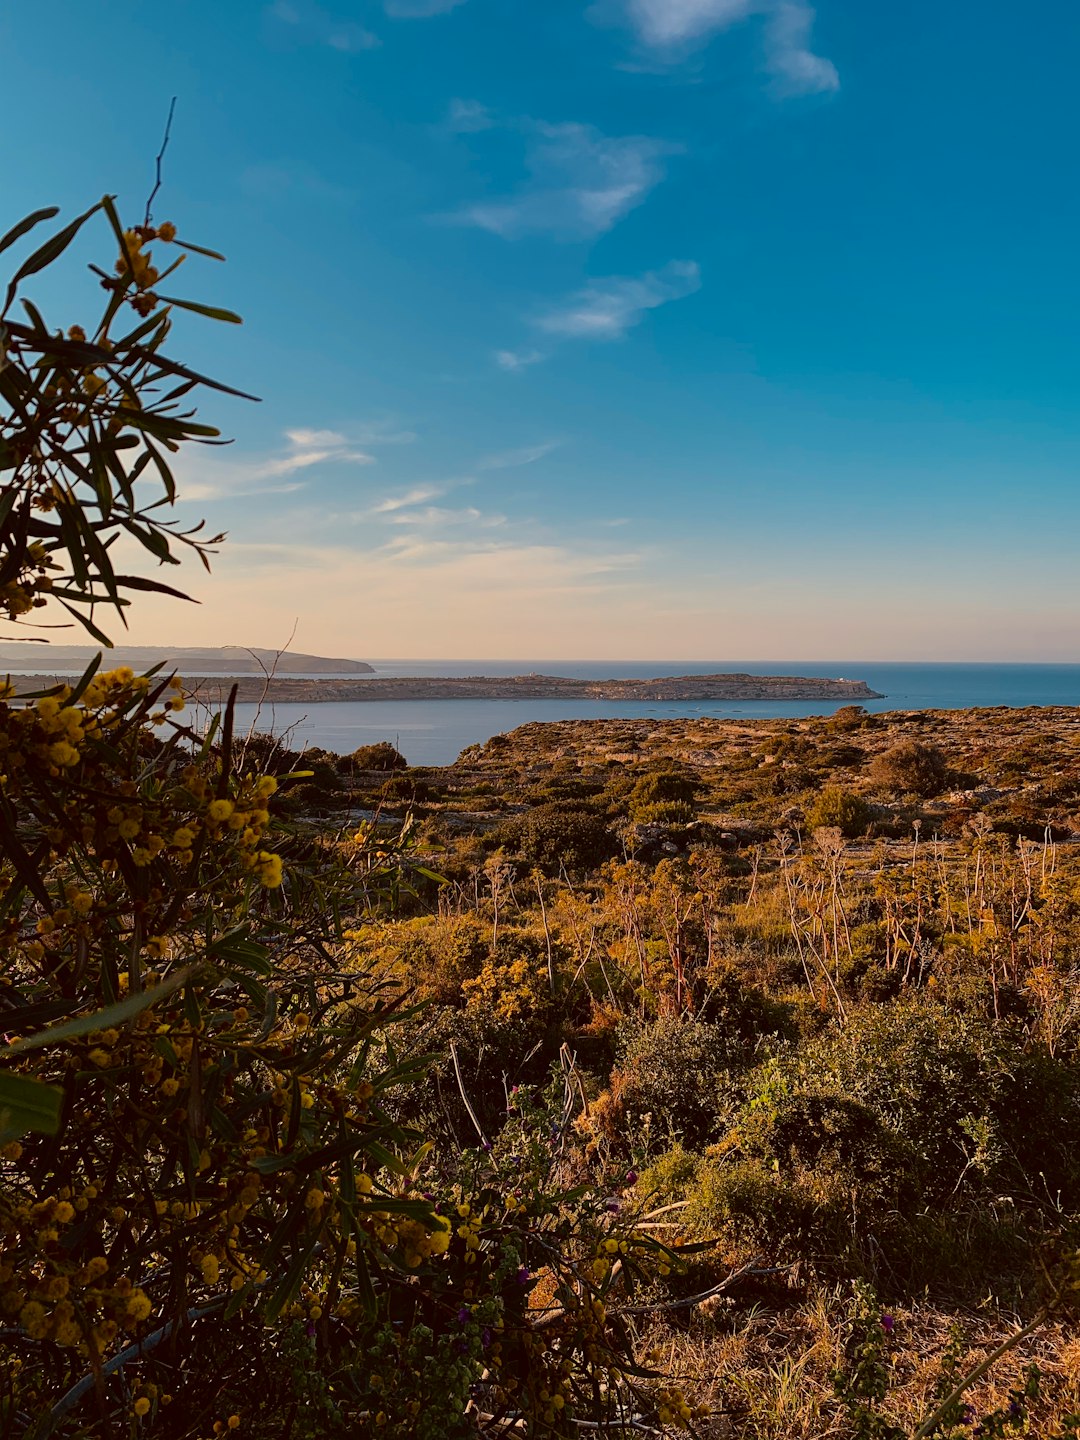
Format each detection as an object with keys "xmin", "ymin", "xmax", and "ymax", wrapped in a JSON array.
[{"xmin": 224, "ymin": 661, "xmax": 1080, "ymax": 766}]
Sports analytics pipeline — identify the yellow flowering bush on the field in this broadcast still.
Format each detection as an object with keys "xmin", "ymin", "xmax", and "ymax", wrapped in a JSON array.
[{"xmin": 0, "ymin": 200, "xmax": 698, "ymax": 1440}]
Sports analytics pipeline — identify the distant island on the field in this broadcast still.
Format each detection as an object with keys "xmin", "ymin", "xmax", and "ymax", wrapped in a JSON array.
[
  {"xmin": 6, "ymin": 671, "xmax": 883, "ymax": 704},
  {"xmin": 0, "ymin": 645, "xmax": 374, "ymax": 675}
]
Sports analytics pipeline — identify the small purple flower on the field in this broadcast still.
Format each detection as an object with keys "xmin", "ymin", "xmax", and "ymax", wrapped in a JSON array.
[
  {"xmin": 454, "ymin": 1337, "xmax": 469, "ymax": 1354},
  {"xmin": 625, "ymin": 1171, "xmax": 638, "ymax": 1185},
  {"xmin": 880, "ymin": 1314, "xmax": 895, "ymax": 1334},
  {"xmin": 306, "ymin": 1322, "xmax": 316, "ymax": 1337},
  {"xmin": 1007, "ymin": 1400, "xmax": 1022, "ymax": 1419},
  {"xmin": 516, "ymin": 1266, "xmax": 531, "ymax": 1286},
  {"xmin": 482, "ymin": 1327, "xmax": 493, "ymax": 1349},
  {"xmin": 606, "ymin": 1198, "xmax": 622, "ymax": 1212},
  {"xmin": 482, "ymin": 1140, "xmax": 493, "ymax": 1152},
  {"xmin": 959, "ymin": 1403, "xmax": 975, "ymax": 1424},
  {"xmin": 457, "ymin": 1306, "xmax": 470, "ymax": 1324}
]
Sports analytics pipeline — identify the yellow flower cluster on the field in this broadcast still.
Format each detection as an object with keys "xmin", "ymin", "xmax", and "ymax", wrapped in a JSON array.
[
  {"xmin": 653, "ymin": 1384, "xmax": 704, "ymax": 1429},
  {"xmin": 0, "ymin": 1198, "xmax": 153, "ymax": 1353},
  {"xmin": 0, "ymin": 541, "xmax": 53, "ymax": 621},
  {"xmin": 0, "ymin": 670, "xmax": 282, "ymax": 892},
  {"xmin": 110, "ymin": 223, "xmax": 177, "ymax": 317},
  {"xmin": 365, "ymin": 1191, "xmax": 452, "ymax": 1268}
]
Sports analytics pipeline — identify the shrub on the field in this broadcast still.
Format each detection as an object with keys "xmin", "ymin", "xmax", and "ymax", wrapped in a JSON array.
[
  {"xmin": 609, "ymin": 1017, "xmax": 742, "ymax": 1149},
  {"xmin": 871, "ymin": 739, "xmax": 950, "ymax": 797},
  {"xmin": 629, "ymin": 769, "xmax": 697, "ymax": 820},
  {"xmin": 497, "ymin": 802, "xmax": 616, "ymax": 874},
  {"xmin": 806, "ymin": 785, "xmax": 873, "ymax": 837},
  {"xmin": 0, "ymin": 200, "xmax": 680, "ymax": 1439},
  {"xmin": 349, "ymin": 740, "xmax": 408, "ymax": 771},
  {"xmin": 804, "ymin": 1001, "xmax": 1080, "ymax": 1204},
  {"xmin": 631, "ymin": 799, "xmax": 696, "ymax": 826}
]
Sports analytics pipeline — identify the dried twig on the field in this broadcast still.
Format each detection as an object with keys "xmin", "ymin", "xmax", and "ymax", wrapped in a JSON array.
[{"xmin": 144, "ymin": 97, "xmax": 177, "ymax": 227}]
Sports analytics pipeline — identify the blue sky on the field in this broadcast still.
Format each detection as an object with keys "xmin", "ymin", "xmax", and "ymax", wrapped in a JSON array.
[{"xmin": 6, "ymin": 0, "xmax": 1080, "ymax": 660}]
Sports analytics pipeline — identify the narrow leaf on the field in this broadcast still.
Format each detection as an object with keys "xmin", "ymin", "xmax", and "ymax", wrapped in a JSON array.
[
  {"xmin": 0, "ymin": 1072, "xmax": 63, "ymax": 1141},
  {"xmin": 0, "ymin": 206, "xmax": 60, "ymax": 257}
]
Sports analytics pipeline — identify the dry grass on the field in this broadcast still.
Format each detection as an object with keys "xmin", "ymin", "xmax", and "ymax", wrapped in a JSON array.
[{"xmin": 636, "ymin": 1289, "xmax": 1080, "ymax": 1438}]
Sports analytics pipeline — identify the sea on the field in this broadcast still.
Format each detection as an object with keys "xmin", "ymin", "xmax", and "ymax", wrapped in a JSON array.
[{"xmin": 215, "ymin": 660, "xmax": 1080, "ymax": 767}]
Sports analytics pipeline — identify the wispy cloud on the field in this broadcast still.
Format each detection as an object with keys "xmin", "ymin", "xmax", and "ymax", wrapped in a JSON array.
[
  {"xmin": 476, "ymin": 442, "xmax": 560, "ymax": 470},
  {"xmin": 447, "ymin": 119, "xmax": 677, "ymax": 240},
  {"xmin": 267, "ymin": 0, "xmax": 380, "ymax": 51},
  {"xmin": 340, "ymin": 419, "xmax": 418, "ymax": 446},
  {"xmin": 535, "ymin": 261, "xmax": 701, "ymax": 342},
  {"xmin": 385, "ymin": 506, "xmax": 508, "ymax": 528},
  {"xmin": 181, "ymin": 430, "xmax": 375, "ymax": 502},
  {"xmin": 384, "ymin": 0, "xmax": 469, "ymax": 15},
  {"xmin": 445, "ymin": 98, "xmax": 495, "ymax": 133},
  {"xmin": 369, "ymin": 484, "xmax": 449, "ymax": 514},
  {"xmin": 596, "ymin": 0, "xmax": 838, "ymax": 95},
  {"xmin": 495, "ymin": 348, "xmax": 545, "ymax": 373},
  {"xmin": 765, "ymin": 2, "xmax": 839, "ymax": 95}
]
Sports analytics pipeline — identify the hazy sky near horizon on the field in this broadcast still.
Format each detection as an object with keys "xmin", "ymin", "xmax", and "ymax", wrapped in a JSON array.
[{"xmin": 6, "ymin": 1, "xmax": 1080, "ymax": 661}]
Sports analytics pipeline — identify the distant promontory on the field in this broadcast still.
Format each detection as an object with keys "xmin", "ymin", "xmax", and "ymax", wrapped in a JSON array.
[
  {"xmin": 0, "ymin": 645, "xmax": 373, "ymax": 676},
  {"xmin": 4, "ymin": 655, "xmax": 882, "ymax": 705},
  {"xmin": 165, "ymin": 672, "xmax": 882, "ymax": 704}
]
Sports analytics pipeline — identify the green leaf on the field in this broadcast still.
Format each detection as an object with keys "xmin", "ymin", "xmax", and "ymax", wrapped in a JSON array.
[
  {"xmin": 6, "ymin": 200, "xmax": 103, "ymax": 297},
  {"xmin": 158, "ymin": 296, "xmax": 242, "ymax": 325},
  {"xmin": 173, "ymin": 238, "xmax": 226, "ymax": 261},
  {"xmin": 0, "ymin": 1071, "xmax": 63, "ymax": 1142},
  {"xmin": 209, "ymin": 932, "xmax": 272, "ymax": 975},
  {"xmin": 111, "ymin": 574, "xmax": 194, "ymax": 602},
  {"xmin": 58, "ymin": 598, "xmax": 114, "ymax": 648},
  {"xmin": 0, "ymin": 964, "xmax": 202, "ymax": 1055},
  {"xmin": 0, "ymin": 206, "xmax": 60, "ymax": 257}
]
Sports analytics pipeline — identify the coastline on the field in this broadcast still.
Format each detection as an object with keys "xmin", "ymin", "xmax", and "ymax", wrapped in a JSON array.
[{"xmin": 8, "ymin": 672, "xmax": 883, "ymax": 704}]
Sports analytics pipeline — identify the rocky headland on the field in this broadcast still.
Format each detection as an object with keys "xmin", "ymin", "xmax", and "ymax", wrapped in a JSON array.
[
  {"xmin": 166, "ymin": 671, "xmax": 883, "ymax": 704},
  {"xmin": 8, "ymin": 671, "xmax": 881, "ymax": 704}
]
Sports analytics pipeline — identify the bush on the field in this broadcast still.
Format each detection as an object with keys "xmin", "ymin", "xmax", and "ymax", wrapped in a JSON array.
[
  {"xmin": 871, "ymin": 739, "xmax": 950, "ymax": 797},
  {"xmin": 608, "ymin": 1017, "xmax": 742, "ymax": 1149},
  {"xmin": 806, "ymin": 785, "xmax": 873, "ymax": 837},
  {"xmin": 629, "ymin": 769, "xmax": 697, "ymax": 820},
  {"xmin": 349, "ymin": 740, "xmax": 408, "ymax": 771},
  {"xmin": 0, "ymin": 201, "xmax": 680, "ymax": 1440},
  {"xmin": 631, "ymin": 799, "xmax": 696, "ymax": 826},
  {"xmin": 497, "ymin": 802, "xmax": 616, "ymax": 874},
  {"xmin": 804, "ymin": 1001, "xmax": 1080, "ymax": 1204}
]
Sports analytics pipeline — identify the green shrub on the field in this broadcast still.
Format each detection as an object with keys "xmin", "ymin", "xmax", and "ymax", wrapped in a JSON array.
[
  {"xmin": 870, "ymin": 739, "xmax": 950, "ymax": 797},
  {"xmin": 612, "ymin": 1017, "xmax": 742, "ymax": 1149},
  {"xmin": 686, "ymin": 1157, "xmax": 834, "ymax": 1260},
  {"xmin": 632, "ymin": 799, "xmax": 696, "ymax": 826},
  {"xmin": 629, "ymin": 769, "xmax": 697, "ymax": 819},
  {"xmin": 740, "ymin": 1091, "xmax": 915, "ymax": 1187},
  {"xmin": 805, "ymin": 1001, "xmax": 1080, "ymax": 1204},
  {"xmin": 497, "ymin": 802, "xmax": 616, "ymax": 873},
  {"xmin": 806, "ymin": 785, "xmax": 873, "ymax": 836},
  {"xmin": 349, "ymin": 740, "xmax": 408, "ymax": 771}
]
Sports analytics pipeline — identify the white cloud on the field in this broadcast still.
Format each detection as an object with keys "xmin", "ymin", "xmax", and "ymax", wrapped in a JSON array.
[
  {"xmin": 765, "ymin": 2, "xmax": 839, "ymax": 95},
  {"xmin": 267, "ymin": 0, "xmax": 380, "ymax": 50},
  {"xmin": 613, "ymin": 0, "xmax": 754, "ymax": 48},
  {"xmin": 369, "ymin": 484, "xmax": 448, "ymax": 514},
  {"xmin": 598, "ymin": 0, "xmax": 838, "ymax": 96},
  {"xmin": 384, "ymin": 0, "xmax": 469, "ymax": 15},
  {"xmin": 445, "ymin": 98, "xmax": 495, "ymax": 132},
  {"xmin": 495, "ymin": 348, "xmax": 545, "ymax": 372},
  {"xmin": 181, "ymin": 430, "xmax": 375, "ymax": 502},
  {"xmin": 535, "ymin": 261, "xmax": 701, "ymax": 341},
  {"xmin": 477, "ymin": 442, "xmax": 560, "ymax": 470},
  {"xmin": 448, "ymin": 120, "xmax": 676, "ymax": 240},
  {"xmin": 385, "ymin": 506, "xmax": 508, "ymax": 528}
]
